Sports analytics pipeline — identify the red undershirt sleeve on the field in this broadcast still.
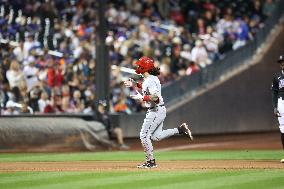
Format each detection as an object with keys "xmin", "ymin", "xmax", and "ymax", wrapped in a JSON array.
[{"xmin": 136, "ymin": 82, "xmax": 142, "ymax": 89}]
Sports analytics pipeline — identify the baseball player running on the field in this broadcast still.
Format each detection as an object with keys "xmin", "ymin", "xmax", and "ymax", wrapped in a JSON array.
[
  {"xmin": 124, "ymin": 56, "xmax": 193, "ymax": 168},
  {"xmin": 271, "ymin": 54, "xmax": 284, "ymax": 163}
]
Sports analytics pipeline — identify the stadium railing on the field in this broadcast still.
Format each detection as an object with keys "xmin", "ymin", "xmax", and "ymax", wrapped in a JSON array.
[{"xmin": 162, "ymin": 0, "xmax": 284, "ymax": 106}]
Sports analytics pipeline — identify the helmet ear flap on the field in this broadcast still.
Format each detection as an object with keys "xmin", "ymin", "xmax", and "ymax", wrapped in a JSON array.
[
  {"xmin": 135, "ymin": 65, "xmax": 144, "ymax": 74},
  {"xmin": 135, "ymin": 56, "xmax": 155, "ymax": 74}
]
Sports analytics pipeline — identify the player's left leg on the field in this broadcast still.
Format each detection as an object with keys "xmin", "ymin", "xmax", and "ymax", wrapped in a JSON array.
[
  {"xmin": 151, "ymin": 120, "xmax": 179, "ymax": 142},
  {"xmin": 277, "ymin": 98, "xmax": 284, "ymax": 163},
  {"xmin": 278, "ymin": 119, "xmax": 284, "ymax": 163},
  {"xmin": 138, "ymin": 107, "xmax": 165, "ymax": 168},
  {"xmin": 151, "ymin": 107, "xmax": 193, "ymax": 141},
  {"xmin": 279, "ymin": 130, "xmax": 284, "ymax": 163},
  {"xmin": 139, "ymin": 112, "xmax": 161, "ymax": 161},
  {"xmin": 151, "ymin": 123, "xmax": 179, "ymax": 141}
]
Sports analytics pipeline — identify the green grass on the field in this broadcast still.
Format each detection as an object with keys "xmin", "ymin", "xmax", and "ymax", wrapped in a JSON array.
[
  {"xmin": 0, "ymin": 150, "xmax": 283, "ymax": 162},
  {"xmin": 1, "ymin": 150, "xmax": 284, "ymax": 189},
  {"xmin": 0, "ymin": 170, "xmax": 284, "ymax": 189}
]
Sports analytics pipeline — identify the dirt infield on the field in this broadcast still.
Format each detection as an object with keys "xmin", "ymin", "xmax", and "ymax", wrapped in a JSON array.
[
  {"xmin": 128, "ymin": 131, "xmax": 282, "ymax": 151},
  {"xmin": 0, "ymin": 160, "xmax": 284, "ymax": 172},
  {"xmin": 1, "ymin": 132, "xmax": 283, "ymax": 172}
]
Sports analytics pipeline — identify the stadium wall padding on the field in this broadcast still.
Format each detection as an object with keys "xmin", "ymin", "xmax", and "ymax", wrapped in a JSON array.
[{"xmin": 0, "ymin": 117, "xmax": 112, "ymax": 152}]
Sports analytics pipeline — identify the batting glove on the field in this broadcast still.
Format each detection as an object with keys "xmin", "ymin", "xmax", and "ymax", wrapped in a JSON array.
[
  {"xmin": 124, "ymin": 78, "xmax": 134, "ymax": 88},
  {"xmin": 130, "ymin": 90, "xmax": 143, "ymax": 100}
]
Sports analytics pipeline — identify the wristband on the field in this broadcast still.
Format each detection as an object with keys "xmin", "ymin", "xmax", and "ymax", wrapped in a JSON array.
[{"xmin": 143, "ymin": 95, "xmax": 150, "ymax": 101}]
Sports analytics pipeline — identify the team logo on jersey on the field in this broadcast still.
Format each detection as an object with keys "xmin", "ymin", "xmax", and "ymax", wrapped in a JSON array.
[
  {"xmin": 279, "ymin": 79, "xmax": 284, "ymax": 89},
  {"xmin": 143, "ymin": 90, "xmax": 150, "ymax": 95}
]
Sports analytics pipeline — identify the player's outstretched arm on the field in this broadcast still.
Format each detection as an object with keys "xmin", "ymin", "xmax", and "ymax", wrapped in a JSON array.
[{"xmin": 124, "ymin": 78, "xmax": 142, "ymax": 89}]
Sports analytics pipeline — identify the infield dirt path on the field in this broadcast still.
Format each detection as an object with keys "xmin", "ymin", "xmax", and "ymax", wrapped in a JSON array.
[
  {"xmin": 0, "ymin": 160, "xmax": 284, "ymax": 172},
  {"xmin": 1, "ymin": 132, "xmax": 283, "ymax": 172}
]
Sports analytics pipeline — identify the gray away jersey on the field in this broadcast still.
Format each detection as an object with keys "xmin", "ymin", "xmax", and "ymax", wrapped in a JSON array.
[{"xmin": 142, "ymin": 75, "xmax": 164, "ymax": 108}]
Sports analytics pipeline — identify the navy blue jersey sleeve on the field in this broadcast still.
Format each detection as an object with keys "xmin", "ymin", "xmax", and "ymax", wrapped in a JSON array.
[{"xmin": 272, "ymin": 76, "xmax": 279, "ymax": 108}]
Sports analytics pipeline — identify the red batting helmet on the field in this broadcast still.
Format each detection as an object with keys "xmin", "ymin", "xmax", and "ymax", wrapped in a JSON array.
[{"xmin": 135, "ymin": 56, "xmax": 155, "ymax": 74}]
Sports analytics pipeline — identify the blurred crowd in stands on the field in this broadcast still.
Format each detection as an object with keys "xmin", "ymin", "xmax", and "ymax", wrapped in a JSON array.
[{"xmin": 0, "ymin": 0, "xmax": 277, "ymax": 115}]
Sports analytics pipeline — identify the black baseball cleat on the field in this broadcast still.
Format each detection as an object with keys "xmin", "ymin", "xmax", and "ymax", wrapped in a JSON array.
[
  {"xmin": 178, "ymin": 123, "xmax": 193, "ymax": 141},
  {"xmin": 137, "ymin": 159, "xmax": 157, "ymax": 169}
]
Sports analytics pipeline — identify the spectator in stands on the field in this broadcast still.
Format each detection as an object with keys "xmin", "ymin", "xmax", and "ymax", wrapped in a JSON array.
[
  {"xmin": 195, "ymin": 18, "xmax": 206, "ymax": 35},
  {"xmin": 61, "ymin": 96, "xmax": 74, "ymax": 113},
  {"xmin": 263, "ymin": 0, "xmax": 276, "ymax": 18},
  {"xmin": 6, "ymin": 60, "xmax": 25, "ymax": 89},
  {"xmin": 200, "ymin": 26, "xmax": 221, "ymax": 61},
  {"xmin": 232, "ymin": 19, "xmax": 251, "ymax": 50},
  {"xmin": 252, "ymin": 0, "xmax": 265, "ymax": 22},
  {"xmin": 3, "ymin": 99, "xmax": 33, "ymax": 115},
  {"xmin": 2, "ymin": 101, "xmax": 20, "ymax": 115},
  {"xmin": 95, "ymin": 100, "xmax": 129, "ymax": 150},
  {"xmin": 38, "ymin": 90, "xmax": 50, "ymax": 113},
  {"xmin": 23, "ymin": 56, "xmax": 39, "ymax": 91},
  {"xmin": 10, "ymin": 84, "xmax": 23, "ymax": 103},
  {"xmin": 12, "ymin": 41, "xmax": 25, "ymax": 62},
  {"xmin": 43, "ymin": 88, "xmax": 63, "ymax": 113},
  {"xmin": 180, "ymin": 44, "xmax": 192, "ymax": 62},
  {"xmin": 19, "ymin": 101, "xmax": 33, "ymax": 114},
  {"xmin": 113, "ymin": 95, "xmax": 132, "ymax": 114},
  {"xmin": 186, "ymin": 61, "xmax": 200, "ymax": 76},
  {"xmin": 159, "ymin": 57, "xmax": 175, "ymax": 84},
  {"xmin": 0, "ymin": 0, "xmax": 276, "ymax": 114},
  {"xmin": 83, "ymin": 87, "xmax": 95, "ymax": 114},
  {"xmin": 46, "ymin": 59, "xmax": 63, "ymax": 88},
  {"xmin": 191, "ymin": 40, "xmax": 211, "ymax": 68},
  {"xmin": 28, "ymin": 84, "xmax": 41, "ymax": 112},
  {"xmin": 70, "ymin": 90, "xmax": 85, "ymax": 113}
]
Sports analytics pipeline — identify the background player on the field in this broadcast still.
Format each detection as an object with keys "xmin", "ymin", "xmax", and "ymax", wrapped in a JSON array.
[
  {"xmin": 271, "ymin": 54, "xmax": 284, "ymax": 163},
  {"xmin": 95, "ymin": 101, "xmax": 130, "ymax": 150},
  {"xmin": 124, "ymin": 56, "xmax": 193, "ymax": 168}
]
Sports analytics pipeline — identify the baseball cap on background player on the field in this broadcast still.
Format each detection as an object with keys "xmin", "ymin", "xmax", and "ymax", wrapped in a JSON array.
[
  {"xmin": 98, "ymin": 100, "xmax": 107, "ymax": 107},
  {"xmin": 135, "ymin": 56, "xmax": 155, "ymax": 74},
  {"xmin": 278, "ymin": 55, "xmax": 284, "ymax": 63}
]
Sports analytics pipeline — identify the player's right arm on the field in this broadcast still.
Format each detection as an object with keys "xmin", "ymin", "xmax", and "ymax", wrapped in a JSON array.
[{"xmin": 124, "ymin": 78, "xmax": 142, "ymax": 89}]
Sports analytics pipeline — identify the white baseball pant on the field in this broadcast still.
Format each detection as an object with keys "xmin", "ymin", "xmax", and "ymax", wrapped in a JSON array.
[
  {"xmin": 278, "ymin": 98, "xmax": 284, "ymax": 133},
  {"xmin": 140, "ymin": 106, "xmax": 179, "ymax": 161}
]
